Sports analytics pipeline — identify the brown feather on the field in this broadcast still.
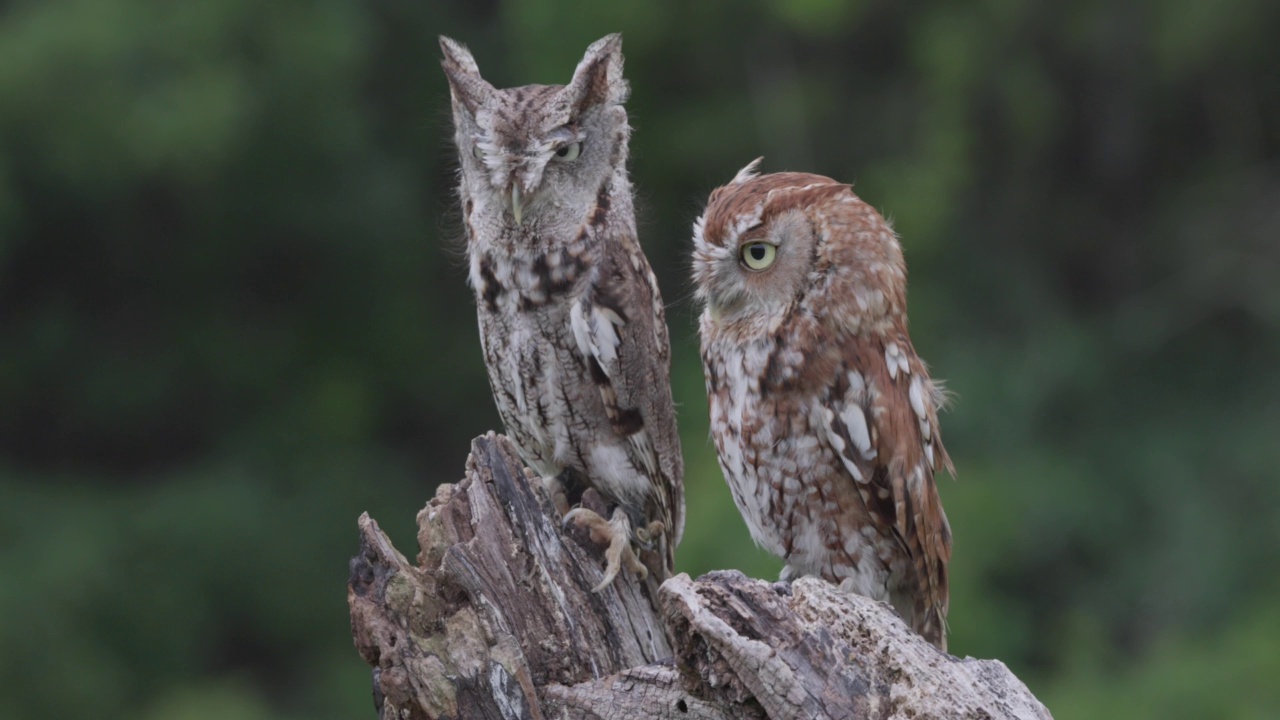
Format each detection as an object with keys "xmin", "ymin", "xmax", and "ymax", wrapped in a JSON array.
[{"xmin": 694, "ymin": 167, "xmax": 954, "ymax": 650}]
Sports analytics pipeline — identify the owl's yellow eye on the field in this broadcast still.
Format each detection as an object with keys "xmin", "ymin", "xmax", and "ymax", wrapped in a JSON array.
[
  {"xmin": 554, "ymin": 142, "xmax": 582, "ymax": 162},
  {"xmin": 740, "ymin": 242, "xmax": 777, "ymax": 271}
]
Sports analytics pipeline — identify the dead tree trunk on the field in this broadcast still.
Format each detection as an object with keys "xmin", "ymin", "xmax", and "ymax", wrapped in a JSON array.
[{"xmin": 348, "ymin": 433, "xmax": 1052, "ymax": 719}]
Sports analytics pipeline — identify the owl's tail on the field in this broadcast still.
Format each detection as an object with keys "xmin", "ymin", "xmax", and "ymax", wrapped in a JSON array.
[{"xmin": 917, "ymin": 603, "xmax": 949, "ymax": 652}]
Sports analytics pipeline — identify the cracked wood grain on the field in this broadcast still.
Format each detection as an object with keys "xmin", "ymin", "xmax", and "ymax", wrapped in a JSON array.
[{"xmin": 348, "ymin": 433, "xmax": 1052, "ymax": 720}]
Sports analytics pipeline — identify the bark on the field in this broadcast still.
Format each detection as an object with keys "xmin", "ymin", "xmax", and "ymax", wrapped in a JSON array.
[{"xmin": 348, "ymin": 433, "xmax": 1052, "ymax": 720}]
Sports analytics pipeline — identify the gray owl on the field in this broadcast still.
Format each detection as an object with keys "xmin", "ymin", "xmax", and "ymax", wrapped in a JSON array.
[
  {"xmin": 440, "ymin": 34, "xmax": 684, "ymax": 590},
  {"xmin": 693, "ymin": 161, "xmax": 953, "ymax": 649}
]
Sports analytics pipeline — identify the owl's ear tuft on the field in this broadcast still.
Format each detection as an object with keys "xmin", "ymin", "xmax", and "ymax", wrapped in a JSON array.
[
  {"xmin": 732, "ymin": 158, "xmax": 765, "ymax": 185},
  {"xmin": 566, "ymin": 33, "xmax": 629, "ymax": 115},
  {"xmin": 440, "ymin": 36, "xmax": 493, "ymax": 116}
]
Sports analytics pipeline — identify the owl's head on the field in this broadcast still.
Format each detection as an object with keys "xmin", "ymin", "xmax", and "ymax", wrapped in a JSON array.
[
  {"xmin": 693, "ymin": 161, "xmax": 907, "ymax": 330},
  {"xmin": 440, "ymin": 34, "xmax": 630, "ymax": 228}
]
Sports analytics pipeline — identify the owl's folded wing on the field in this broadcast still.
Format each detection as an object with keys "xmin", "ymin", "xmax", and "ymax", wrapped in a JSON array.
[
  {"xmin": 569, "ymin": 234, "xmax": 685, "ymax": 553},
  {"xmin": 822, "ymin": 331, "xmax": 953, "ymax": 645}
]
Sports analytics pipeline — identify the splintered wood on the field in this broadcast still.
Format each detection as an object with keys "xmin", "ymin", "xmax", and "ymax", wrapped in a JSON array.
[{"xmin": 348, "ymin": 433, "xmax": 1051, "ymax": 719}]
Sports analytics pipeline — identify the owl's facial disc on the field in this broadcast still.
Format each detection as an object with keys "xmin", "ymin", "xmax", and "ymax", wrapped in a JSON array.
[
  {"xmin": 494, "ymin": 126, "xmax": 586, "ymax": 226},
  {"xmin": 704, "ymin": 208, "xmax": 816, "ymax": 321}
]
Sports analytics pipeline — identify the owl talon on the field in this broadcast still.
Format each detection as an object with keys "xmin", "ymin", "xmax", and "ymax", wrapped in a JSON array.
[
  {"xmin": 541, "ymin": 474, "xmax": 571, "ymax": 518},
  {"xmin": 521, "ymin": 467, "xmax": 572, "ymax": 517},
  {"xmin": 564, "ymin": 507, "xmax": 645, "ymax": 592},
  {"xmin": 563, "ymin": 507, "xmax": 598, "ymax": 537},
  {"xmin": 602, "ymin": 536, "xmax": 648, "ymax": 591},
  {"xmin": 634, "ymin": 520, "xmax": 665, "ymax": 545}
]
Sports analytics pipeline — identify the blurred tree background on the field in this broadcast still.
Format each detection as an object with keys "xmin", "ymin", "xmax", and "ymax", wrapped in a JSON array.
[{"xmin": 1, "ymin": 0, "xmax": 1277, "ymax": 717}]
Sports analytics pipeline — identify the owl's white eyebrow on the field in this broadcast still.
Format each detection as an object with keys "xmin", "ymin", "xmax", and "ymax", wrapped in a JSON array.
[{"xmin": 545, "ymin": 126, "xmax": 580, "ymax": 144}]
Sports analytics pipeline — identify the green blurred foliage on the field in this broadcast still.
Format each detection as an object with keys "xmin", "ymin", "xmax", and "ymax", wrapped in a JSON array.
[{"xmin": 1, "ymin": 0, "xmax": 1277, "ymax": 718}]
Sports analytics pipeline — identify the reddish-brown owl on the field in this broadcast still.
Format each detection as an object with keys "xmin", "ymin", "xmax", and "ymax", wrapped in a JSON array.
[{"xmin": 692, "ymin": 160, "xmax": 954, "ymax": 649}]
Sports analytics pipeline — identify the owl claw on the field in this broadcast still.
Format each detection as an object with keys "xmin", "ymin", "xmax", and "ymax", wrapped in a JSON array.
[
  {"xmin": 540, "ymin": 473, "xmax": 571, "ymax": 517},
  {"xmin": 521, "ymin": 467, "xmax": 573, "ymax": 517},
  {"xmin": 633, "ymin": 520, "xmax": 665, "ymax": 546},
  {"xmin": 564, "ymin": 507, "xmax": 646, "ymax": 592}
]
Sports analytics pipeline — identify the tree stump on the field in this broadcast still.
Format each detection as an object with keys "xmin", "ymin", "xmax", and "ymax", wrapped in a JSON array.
[{"xmin": 347, "ymin": 433, "xmax": 1053, "ymax": 719}]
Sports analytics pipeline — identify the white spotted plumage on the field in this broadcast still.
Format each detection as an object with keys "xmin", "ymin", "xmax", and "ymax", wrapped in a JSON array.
[
  {"xmin": 441, "ymin": 34, "xmax": 684, "ymax": 587},
  {"xmin": 693, "ymin": 162, "xmax": 955, "ymax": 649}
]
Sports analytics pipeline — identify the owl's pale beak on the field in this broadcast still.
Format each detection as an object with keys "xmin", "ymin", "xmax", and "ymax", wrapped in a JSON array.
[{"xmin": 510, "ymin": 184, "xmax": 524, "ymax": 225}]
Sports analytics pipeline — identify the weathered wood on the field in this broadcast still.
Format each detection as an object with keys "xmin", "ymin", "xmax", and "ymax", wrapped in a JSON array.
[
  {"xmin": 348, "ymin": 433, "xmax": 670, "ymax": 720},
  {"xmin": 660, "ymin": 572, "xmax": 1051, "ymax": 720},
  {"xmin": 348, "ymin": 433, "xmax": 1052, "ymax": 719}
]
